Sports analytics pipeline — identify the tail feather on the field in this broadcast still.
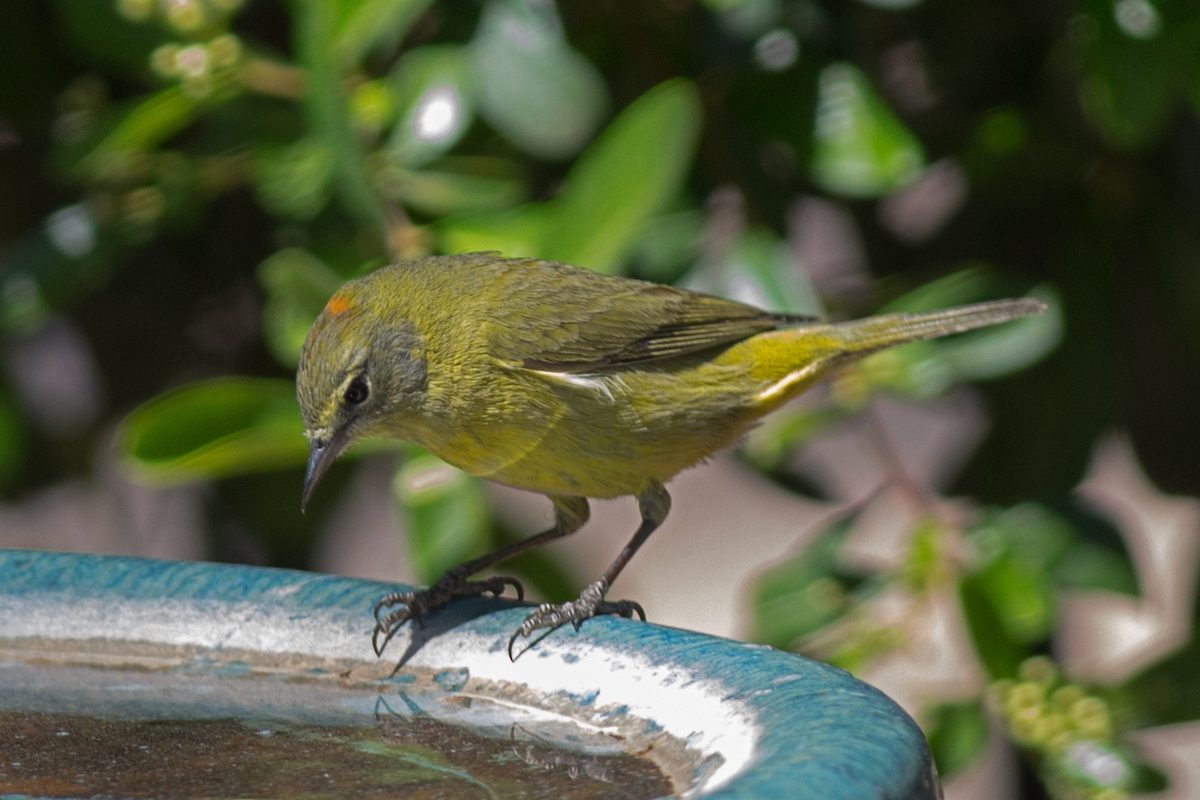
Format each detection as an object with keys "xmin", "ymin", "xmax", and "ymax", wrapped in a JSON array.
[
  {"xmin": 828, "ymin": 298, "xmax": 1047, "ymax": 356},
  {"xmin": 741, "ymin": 297, "xmax": 1046, "ymax": 409}
]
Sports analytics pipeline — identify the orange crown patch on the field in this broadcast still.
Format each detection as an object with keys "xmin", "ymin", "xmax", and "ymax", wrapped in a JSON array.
[{"xmin": 325, "ymin": 294, "xmax": 353, "ymax": 316}]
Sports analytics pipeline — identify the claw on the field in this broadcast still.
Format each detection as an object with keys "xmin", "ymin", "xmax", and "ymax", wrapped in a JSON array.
[
  {"xmin": 506, "ymin": 581, "xmax": 647, "ymax": 660},
  {"xmin": 372, "ymin": 604, "xmax": 417, "ymax": 656},
  {"xmin": 507, "ymin": 628, "xmax": 523, "ymax": 662},
  {"xmin": 370, "ymin": 573, "xmax": 527, "ymax": 657},
  {"xmin": 612, "ymin": 600, "xmax": 646, "ymax": 621},
  {"xmin": 373, "ymin": 591, "xmax": 406, "ymax": 623},
  {"xmin": 491, "ymin": 576, "xmax": 525, "ymax": 602}
]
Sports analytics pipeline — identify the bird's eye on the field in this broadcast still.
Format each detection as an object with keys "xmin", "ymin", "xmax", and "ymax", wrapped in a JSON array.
[{"xmin": 343, "ymin": 376, "xmax": 369, "ymax": 405}]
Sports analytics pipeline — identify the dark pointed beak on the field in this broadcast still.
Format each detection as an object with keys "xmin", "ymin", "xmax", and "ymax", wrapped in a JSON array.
[{"xmin": 301, "ymin": 428, "xmax": 349, "ymax": 512}]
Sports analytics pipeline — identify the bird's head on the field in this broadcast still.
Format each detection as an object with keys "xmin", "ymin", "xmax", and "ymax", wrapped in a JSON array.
[{"xmin": 296, "ymin": 280, "xmax": 428, "ymax": 510}]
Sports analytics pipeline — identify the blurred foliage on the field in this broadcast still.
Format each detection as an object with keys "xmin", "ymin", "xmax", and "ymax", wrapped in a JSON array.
[{"xmin": 3, "ymin": 1, "xmax": 1200, "ymax": 798}]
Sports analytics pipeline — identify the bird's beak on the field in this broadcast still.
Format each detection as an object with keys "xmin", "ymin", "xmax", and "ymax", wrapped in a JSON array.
[{"xmin": 301, "ymin": 428, "xmax": 350, "ymax": 512}]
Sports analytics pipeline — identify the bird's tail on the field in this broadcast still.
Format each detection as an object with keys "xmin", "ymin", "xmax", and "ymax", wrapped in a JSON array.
[
  {"xmin": 738, "ymin": 298, "xmax": 1046, "ymax": 410},
  {"xmin": 824, "ymin": 298, "xmax": 1047, "ymax": 356}
]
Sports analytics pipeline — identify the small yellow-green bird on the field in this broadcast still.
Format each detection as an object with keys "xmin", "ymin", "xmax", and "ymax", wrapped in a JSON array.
[{"xmin": 296, "ymin": 251, "xmax": 1044, "ymax": 657}]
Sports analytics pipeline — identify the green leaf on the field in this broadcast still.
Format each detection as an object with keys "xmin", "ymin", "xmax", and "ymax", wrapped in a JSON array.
[
  {"xmin": 720, "ymin": 227, "xmax": 823, "ymax": 315},
  {"xmin": 962, "ymin": 505, "xmax": 1074, "ymax": 650},
  {"xmin": 1126, "ymin": 756, "xmax": 1170, "ymax": 793},
  {"xmin": 882, "ymin": 265, "xmax": 1006, "ymax": 313},
  {"xmin": 119, "ymin": 377, "xmax": 307, "ymax": 484},
  {"xmin": 1073, "ymin": 0, "xmax": 1200, "ymax": 150},
  {"xmin": 974, "ymin": 556, "xmax": 1055, "ymax": 643},
  {"xmin": 257, "ymin": 248, "xmax": 342, "ymax": 366},
  {"xmin": 542, "ymin": 79, "xmax": 702, "ymax": 273},
  {"xmin": 627, "ymin": 210, "xmax": 706, "ymax": 284},
  {"xmin": 331, "ymin": 0, "xmax": 435, "ymax": 69},
  {"xmin": 386, "ymin": 158, "xmax": 526, "ymax": 217},
  {"xmin": 926, "ymin": 701, "xmax": 989, "ymax": 777},
  {"xmin": 1053, "ymin": 541, "xmax": 1138, "ymax": 595},
  {"xmin": 471, "ymin": 0, "xmax": 607, "ymax": 159},
  {"xmin": 958, "ymin": 575, "xmax": 1025, "ymax": 679},
  {"xmin": 978, "ymin": 504, "xmax": 1074, "ymax": 571},
  {"xmin": 75, "ymin": 88, "xmax": 199, "ymax": 179},
  {"xmin": 434, "ymin": 205, "xmax": 550, "ymax": 257},
  {"xmin": 387, "ymin": 46, "xmax": 476, "ymax": 168},
  {"xmin": 750, "ymin": 519, "xmax": 855, "ymax": 649},
  {"xmin": 252, "ymin": 139, "xmax": 335, "ymax": 221},
  {"xmin": 297, "ymin": 0, "xmax": 388, "ymax": 248},
  {"xmin": 394, "ymin": 453, "xmax": 491, "ymax": 582},
  {"xmin": 741, "ymin": 405, "xmax": 842, "ymax": 471},
  {"xmin": 810, "ymin": 62, "xmax": 924, "ymax": 198}
]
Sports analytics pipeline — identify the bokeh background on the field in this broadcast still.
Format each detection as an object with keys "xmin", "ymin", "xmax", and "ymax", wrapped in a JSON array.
[{"xmin": 2, "ymin": 1, "xmax": 1199, "ymax": 798}]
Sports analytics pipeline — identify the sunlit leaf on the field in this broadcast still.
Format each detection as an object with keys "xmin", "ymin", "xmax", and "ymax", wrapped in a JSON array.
[
  {"xmin": 471, "ymin": 0, "xmax": 607, "ymax": 159},
  {"xmin": 257, "ymin": 248, "xmax": 342, "ymax": 366},
  {"xmin": 543, "ymin": 79, "xmax": 701, "ymax": 273},
  {"xmin": 718, "ymin": 227, "xmax": 823, "ymax": 314},
  {"xmin": 810, "ymin": 62, "xmax": 924, "ymax": 198},
  {"xmin": 435, "ymin": 205, "xmax": 550, "ymax": 258},
  {"xmin": 974, "ymin": 556, "xmax": 1055, "ymax": 643},
  {"xmin": 958, "ymin": 575, "xmax": 1025, "ymax": 679},
  {"xmin": 388, "ymin": 46, "xmax": 476, "ymax": 167},
  {"xmin": 394, "ymin": 453, "xmax": 491, "ymax": 582},
  {"xmin": 964, "ymin": 505, "xmax": 1073, "ymax": 646},
  {"xmin": 119, "ymin": 377, "xmax": 307, "ymax": 484},
  {"xmin": 926, "ymin": 701, "xmax": 989, "ymax": 777},
  {"xmin": 881, "ymin": 264, "xmax": 1004, "ymax": 313},
  {"xmin": 1051, "ymin": 740, "xmax": 1137, "ymax": 790},
  {"xmin": 75, "ymin": 88, "xmax": 199, "ymax": 179}
]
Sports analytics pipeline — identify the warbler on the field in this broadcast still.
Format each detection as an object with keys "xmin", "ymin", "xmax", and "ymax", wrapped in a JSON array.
[{"xmin": 296, "ymin": 251, "xmax": 1044, "ymax": 657}]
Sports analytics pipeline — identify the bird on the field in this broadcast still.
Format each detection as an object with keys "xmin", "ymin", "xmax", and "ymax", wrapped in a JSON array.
[{"xmin": 295, "ymin": 251, "xmax": 1045, "ymax": 658}]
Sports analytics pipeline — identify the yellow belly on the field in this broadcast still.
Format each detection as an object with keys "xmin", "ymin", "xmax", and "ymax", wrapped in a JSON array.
[{"xmin": 409, "ymin": 359, "xmax": 759, "ymax": 498}]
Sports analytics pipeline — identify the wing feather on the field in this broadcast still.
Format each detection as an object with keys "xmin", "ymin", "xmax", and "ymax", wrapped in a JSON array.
[{"xmin": 476, "ymin": 257, "xmax": 815, "ymax": 373}]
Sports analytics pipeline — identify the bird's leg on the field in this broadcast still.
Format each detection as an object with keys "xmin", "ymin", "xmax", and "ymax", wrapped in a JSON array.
[
  {"xmin": 372, "ymin": 496, "xmax": 589, "ymax": 655},
  {"xmin": 508, "ymin": 482, "xmax": 671, "ymax": 659}
]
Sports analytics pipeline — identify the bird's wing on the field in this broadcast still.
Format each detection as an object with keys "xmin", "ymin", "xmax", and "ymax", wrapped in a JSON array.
[{"xmin": 480, "ymin": 258, "xmax": 816, "ymax": 372}]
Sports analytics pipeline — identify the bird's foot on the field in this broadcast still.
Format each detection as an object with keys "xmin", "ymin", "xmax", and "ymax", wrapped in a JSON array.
[
  {"xmin": 507, "ymin": 579, "xmax": 645, "ymax": 660},
  {"xmin": 372, "ymin": 569, "xmax": 524, "ymax": 656}
]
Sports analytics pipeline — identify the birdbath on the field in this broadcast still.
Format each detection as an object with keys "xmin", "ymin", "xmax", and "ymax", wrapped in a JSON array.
[{"xmin": 0, "ymin": 549, "xmax": 939, "ymax": 798}]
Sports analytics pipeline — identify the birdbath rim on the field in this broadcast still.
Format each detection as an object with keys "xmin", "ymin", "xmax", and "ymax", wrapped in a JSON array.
[{"xmin": 0, "ymin": 549, "xmax": 939, "ymax": 798}]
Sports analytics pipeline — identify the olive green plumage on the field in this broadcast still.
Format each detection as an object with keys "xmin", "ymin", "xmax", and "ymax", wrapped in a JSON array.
[{"xmin": 295, "ymin": 251, "xmax": 1044, "ymax": 655}]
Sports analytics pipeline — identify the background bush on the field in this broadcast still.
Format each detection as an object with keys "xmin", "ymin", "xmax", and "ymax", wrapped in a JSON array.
[{"xmin": 2, "ymin": 1, "xmax": 1199, "ymax": 797}]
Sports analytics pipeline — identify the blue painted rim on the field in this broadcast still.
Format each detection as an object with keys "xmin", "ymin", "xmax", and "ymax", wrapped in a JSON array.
[{"xmin": 0, "ymin": 549, "xmax": 939, "ymax": 799}]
